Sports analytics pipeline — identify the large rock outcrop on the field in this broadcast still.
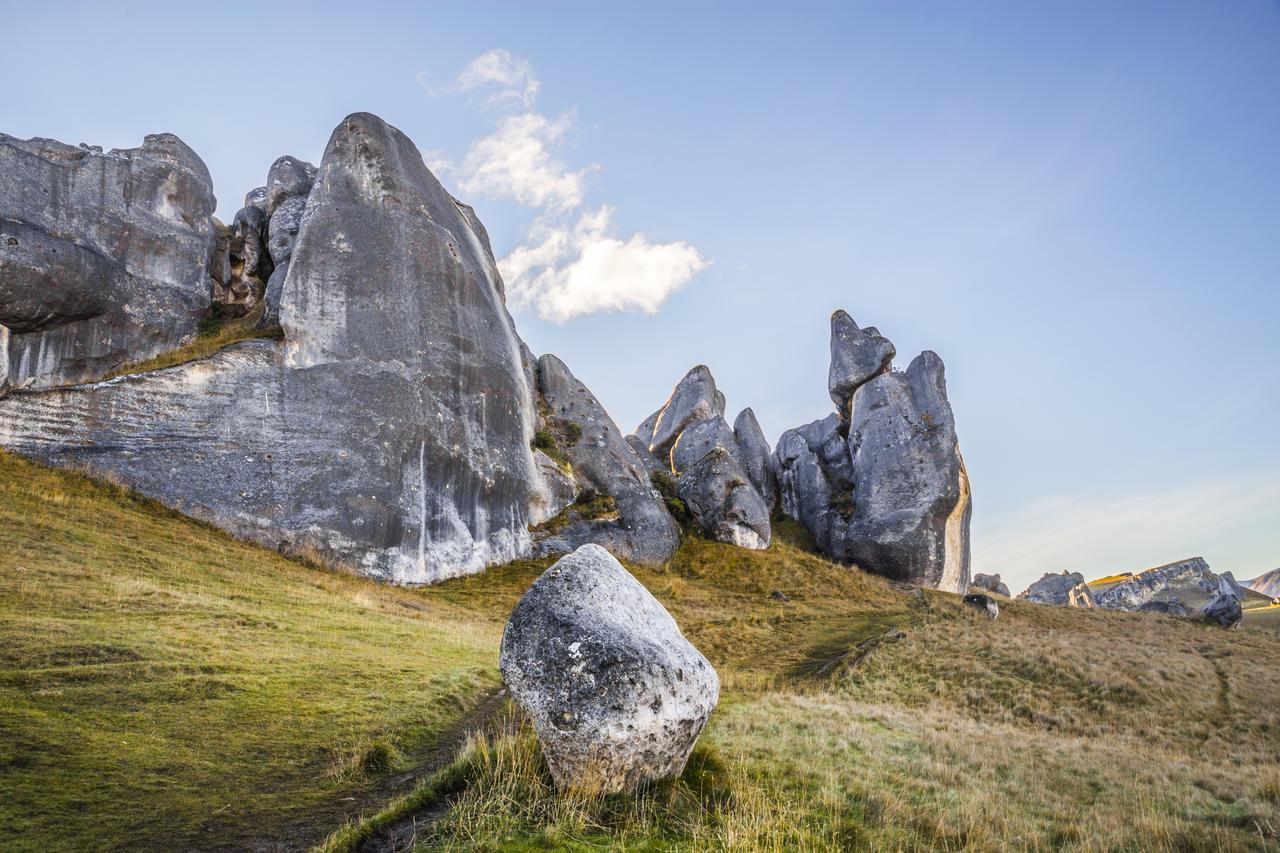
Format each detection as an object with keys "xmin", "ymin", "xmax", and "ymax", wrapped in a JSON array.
[
  {"xmin": 972, "ymin": 573, "xmax": 1011, "ymax": 597},
  {"xmin": 499, "ymin": 544, "xmax": 719, "ymax": 794},
  {"xmin": 0, "ymin": 132, "xmax": 217, "ymax": 392},
  {"xmin": 529, "ymin": 354, "xmax": 680, "ymax": 564},
  {"xmin": 0, "ymin": 113, "xmax": 546, "ymax": 582},
  {"xmin": 633, "ymin": 366, "xmax": 771, "ymax": 549},
  {"xmin": 1089, "ymin": 558, "xmax": 1217, "ymax": 610},
  {"xmin": 1019, "ymin": 571, "xmax": 1097, "ymax": 607},
  {"xmin": 773, "ymin": 311, "xmax": 971, "ymax": 591}
]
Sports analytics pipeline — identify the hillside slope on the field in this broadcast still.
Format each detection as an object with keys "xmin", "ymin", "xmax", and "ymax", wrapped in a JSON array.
[{"xmin": 4, "ymin": 450, "xmax": 1280, "ymax": 851}]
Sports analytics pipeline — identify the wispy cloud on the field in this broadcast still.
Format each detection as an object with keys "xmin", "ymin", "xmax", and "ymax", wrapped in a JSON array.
[
  {"xmin": 422, "ymin": 49, "xmax": 708, "ymax": 322},
  {"xmin": 975, "ymin": 475, "xmax": 1280, "ymax": 593}
]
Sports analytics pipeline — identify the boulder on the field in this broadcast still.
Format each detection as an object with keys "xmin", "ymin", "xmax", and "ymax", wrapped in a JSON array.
[
  {"xmin": 677, "ymin": 447, "xmax": 771, "ymax": 549},
  {"xmin": 972, "ymin": 573, "xmax": 1011, "ymax": 597},
  {"xmin": 646, "ymin": 366, "xmax": 720, "ymax": 460},
  {"xmin": 531, "ymin": 354, "xmax": 681, "ymax": 565},
  {"xmin": 1217, "ymin": 571, "xmax": 1247, "ymax": 601},
  {"xmin": 1, "ymin": 112, "xmax": 543, "ymax": 583},
  {"xmin": 264, "ymin": 155, "xmax": 317, "ymax": 217},
  {"xmin": 1019, "ymin": 571, "xmax": 1096, "ymax": 607},
  {"xmin": 963, "ymin": 593, "xmax": 999, "ymax": 619},
  {"xmin": 0, "ymin": 131, "xmax": 216, "ymax": 391},
  {"xmin": 1138, "ymin": 598, "xmax": 1191, "ymax": 617},
  {"xmin": 828, "ymin": 309, "xmax": 895, "ymax": 415},
  {"xmin": 244, "ymin": 185, "xmax": 268, "ymax": 212},
  {"xmin": 1202, "ymin": 593, "xmax": 1242, "ymax": 629},
  {"xmin": 732, "ymin": 407, "xmax": 776, "ymax": 510},
  {"xmin": 499, "ymin": 544, "xmax": 719, "ymax": 794},
  {"xmin": 267, "ymin": 195, "xmax": 306, "ymax": 266}
]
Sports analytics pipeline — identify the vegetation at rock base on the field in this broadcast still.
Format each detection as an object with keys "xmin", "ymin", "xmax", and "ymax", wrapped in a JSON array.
[
  {"xmin": 102, "ymin": 303, "xmax": 281, "ymax": 382},
  {"xmin": 3, "ymin": 450, "xmax": 1280, "ymax": 850}
]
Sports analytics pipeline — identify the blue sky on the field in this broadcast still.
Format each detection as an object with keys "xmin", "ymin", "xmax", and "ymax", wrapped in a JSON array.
[{"xmin": 5, "ymin": 1, "xmax": 1278, "ymax": 591}]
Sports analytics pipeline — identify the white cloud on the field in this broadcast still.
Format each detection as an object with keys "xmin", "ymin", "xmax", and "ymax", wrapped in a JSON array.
[
  {"xmin": 457, "ymin": 112, "xmax": 592, "ymax": 211},
  {"xmin": 502, "ymin": 207, "xmax": 709, "ymax": 322},
  {"xmin": 423, "ymin": 48, "xmax": 541, "ymax": 109},
  {"xmin": 431, "ymin": 49, "xmax": 708, "ymax": 321},
  {"xmin": 974, "ymin": 475, "xmax": 1280, "ymax": 593}
]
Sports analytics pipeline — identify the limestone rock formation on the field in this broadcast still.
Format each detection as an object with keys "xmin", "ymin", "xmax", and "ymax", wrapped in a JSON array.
[
  {"xmin": 1202, "ymin": 592, "xmax": 1243, "ymax": 629},
  {"xmin": 774, "ymin": 313, "xmax": 970, "ymax": 592},
  {"xmin": 0, "ymin": 113, "xmax": 543, "ymax": 582},
  {"xmin": 1019, "ymin": 572, "xmax": 1097, "ymax": 607},
  {"xmin": 636, "ymin": 367, "xmax": 771, "ymax": 548},
  {"xmin": 264, "ymin": 155, "xmax": 317, "ymax": 217},
  {"xmin": 1217, "ymin": 571, "xmax": 1247, "ymax": 601},
  {"xmin": 530, "ymin": 354, "xmax": 680, "ymax": 565},
  {"xmin": 0, "ymin": 131, "xmax": 217, "ymax": 392},
  {"xmin": 972, "ymin": 573, "xmax": 1011, "ymax": 597},
  {"xmin": 1138, "ymin": 598, "xmax": 1191, "ymax": 617},
  {"xmin": 1090, "ymin": 558, "xmax": 1216, "ymax": 610},
  {"xmin": 828, "ymin": 310, "xmax": 895, "ymax": 414},
  {"xmin": 499, "ymin": 544, "xmax": 719, "ymax": 794},
  {"xmin": 732, "ymin": 407, "xmax": 776, "ymax": 510}
]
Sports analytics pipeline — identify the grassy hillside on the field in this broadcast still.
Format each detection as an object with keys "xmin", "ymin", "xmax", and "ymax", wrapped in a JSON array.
[{"xmin": 3, "ymin": 450, "xmax": 1279, "ymax": 851}]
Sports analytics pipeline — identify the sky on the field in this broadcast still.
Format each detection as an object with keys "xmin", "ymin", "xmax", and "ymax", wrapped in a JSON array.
[{"xmin": 4, "ymin": 1, "xmax": 1278, "ymax": 592}]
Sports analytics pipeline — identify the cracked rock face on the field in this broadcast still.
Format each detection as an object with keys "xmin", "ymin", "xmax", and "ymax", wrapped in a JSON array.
[
  {"xmin": 531, "ymin": 354, "xmax": 681, "ymax": 565},
  {"xmin": 0, "ymin": 131, "xmax": 216, "ymax": 392},
  {"xmin": 733, "ymin": 407, "xmax": 776, "ymax": 510},
  {"xmin": 499, "ymin": 544, "xmax": 719, "ymax": 794},
  {"xmin": 774, "ymin": 314, "xmax": 970, "ymax": 591},
  {"xmin": 643, "ymin": 365, "xmax": 720, "ymax": 462},
  {"xmin": 0, "ymin": 113, "xmax": 542, "ymax": 583},
  {"xmin": 677, "ymin": 447, "xmax": 771, "ymax": 549},
  {"xmin": 1090, "ymin": 558, "xmax": 1216, "ymax": 610}
]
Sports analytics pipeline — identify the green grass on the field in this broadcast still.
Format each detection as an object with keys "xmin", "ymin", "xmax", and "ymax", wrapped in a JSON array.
[
  {"xmin": 0, "ymin": 450, "xmax": 501, "ymax": 850},
  {"xmin": 4, "ymin": 449, "xmax": 1280, "ymax": 851},
  {"xmin": 101, "ymin": 304, "xmax": 280, "ymax": 381}
]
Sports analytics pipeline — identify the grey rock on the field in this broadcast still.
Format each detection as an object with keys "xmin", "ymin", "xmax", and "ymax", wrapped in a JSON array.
[
  {"xmin": 1138, "ymin": 599, "xmax": 1191, "ymax": 617},
  {"xmin": 774, "ymin": 350, "xmax": 971, "ymax": 591},
  {"xmin": 267, "ymin": 195, "xmax": 306, "ymax": 266},
  {"xmin": 633, "ymin": 409, "xmax": 661, "ymax": 448},
  {"xmin": 1019, "ymin": 571, "xmax": 1097, "ymax": 607},
  {"xmin": 828, "ymin": 310, "xmax": 895, "ymax": 415},
  {"xmin": 732, "ymin": 407, "xmax": 776, "ymax": 510},
  {"xmin": 1217, "ymin": 571, "xmax": 1247, "ymax": 601},
  {"xmin": 713, "ymin": 388, "xmax": 727, "ymax": 417},
  {"xmin": 244, "ymin": 186, "xmax": 268, "ymax": 212},
  {"xmin": 670, "ymin": 415, "xmax": 739, "ymax": 475},
  {"xmin": 1202, "ymin": 593, "xmax": 1242, "ymax": 629},
  {"xmin": 265, "ymin": 155, "xmax": 317, "ymax": 217},
  {"xmin": 1, "ymin": 112, "xmax": 542, "ymax": 583},
  {"xmin": 260, "ymin": 262, "xmax": 288, "ymax": 329},
  {"xmin": 963, "ymin": 593, "xmax": 999, "ymax": 619},
  {"xmin": 531, "ymin": 354, "xmax": 681, "ymax": 565},
  {"xmin": 625, "ymin": 434, "xmax": 668, "ymax": 477},
  {"xmin": 499, "ymin": 544, "xmax": 719, "ymax": 794},
  {"xmin": 0, "ymin": 130, "xmax": 216, "ymax": 391},
  {"xmin": 769, "ymin": 589, "xmax": 789, "ymax": 602},
  {"xmin": 1091, "ymin": 558, "xmax": 1215, "ymax": 610},
  {"xmin": 972, "ymin": 573, "xmax": 1011, "ymax": 597},
  {"xmin": 677, "ymin": 447, "xmax": 771, "ymax": 549},
  {"xmin": 647, "ymin": 366, "xmax": 720, "ymax": 461}
]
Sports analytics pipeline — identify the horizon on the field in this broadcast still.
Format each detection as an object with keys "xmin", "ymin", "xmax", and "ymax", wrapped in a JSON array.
[{"xmin": 4, "ymin": 0, "xmax": 1277, "ymax": 591}]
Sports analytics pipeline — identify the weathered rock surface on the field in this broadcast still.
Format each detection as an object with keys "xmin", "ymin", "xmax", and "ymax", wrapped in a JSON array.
[
  {"xmin": 499, "ymin": 544, "xmax": 719, "ymax": 794},
  {"xmin": 1090, "ymin": 558, "xmax": 1216, "ymax": 610},
  {"xmin": 1, "ymin": 113, "xmax": 543, "ymax": 582},
  {"xmin": 1202, "ymin": 593, "xmax": 1243, "ymax": 629},
  {"xmin": 1019, "ymin": 572, "xmax": 1097, "ymax": 607},
  {"xmin": 972, "ymin": 573, "xmax": 1011, "ymax": 597},
  {"xmin": 775, "ymin": 316, "xmax": 971, "ymax": 592},
  {"xmin": 0, "ymin": 131, "xmax": 216, "ymax": 391},
  {"xmin": 677, "ymin": 447, "xmax": 771, "ymax": 549},
  {"xmin": 265, "ymin": 155, "xmax": 317, "ymax": 217},
  {"xmin": 531, "ymin": 354, "xmax": 681, "ymax": 565},
  {"xmin": 1217, "ymin": 571, "xmax": 1247, "ymax": 601},
  {"xmin": 732, "ymin": 407, "xmax": 776, "ymax": 510},
  {"xmin": 670, "ymin": 415, "xmax": 739, "ymax": 475},
  {"xmin": 828, "ymin": 309, "xmax": 895, "ymax": 414},
  {"xmin": 963, "ymin": 593, "xmax": 999, "ymax": 619},
  {"xmin": 644, "ymin": 365, "xmax": 720, "ymax": 461},
  {"xmin": 1138, "ymin": 598, "xmax": 1191, "ymax": 617}
]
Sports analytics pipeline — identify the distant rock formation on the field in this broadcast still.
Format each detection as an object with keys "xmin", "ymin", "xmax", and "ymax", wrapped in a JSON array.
[
  {"xmin": 1019, "ymin": 571, "xmax": 1096, "ymax": 607},
  {"xmin": 632, "ymin": 366, "xmax": 771, "ymax": 549},
  {"xmin": 499, "ymin": 544, "xmax": 719, "ymax": 793},
  {"xmin": 0, "ymin": 132, "xmax": 217, "ymax": 392},
  {"xmin": 1243, "ymin": 568, "xmax": 1280, "ymax": 599},
  {"xmin": 972, "ymin": 573, "xmax": 1011, "ymax": 597},
  {"xmin": 1202, "ymin": 592, "xmax": 1243, "ymax": 629},
  {"xmin": 773, "ymin": 311, "xmax": 971, "ymax": 591},
  {"xmin": 1090, "ymin": 558, "xmax": 1216, "ymax": 610}
]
